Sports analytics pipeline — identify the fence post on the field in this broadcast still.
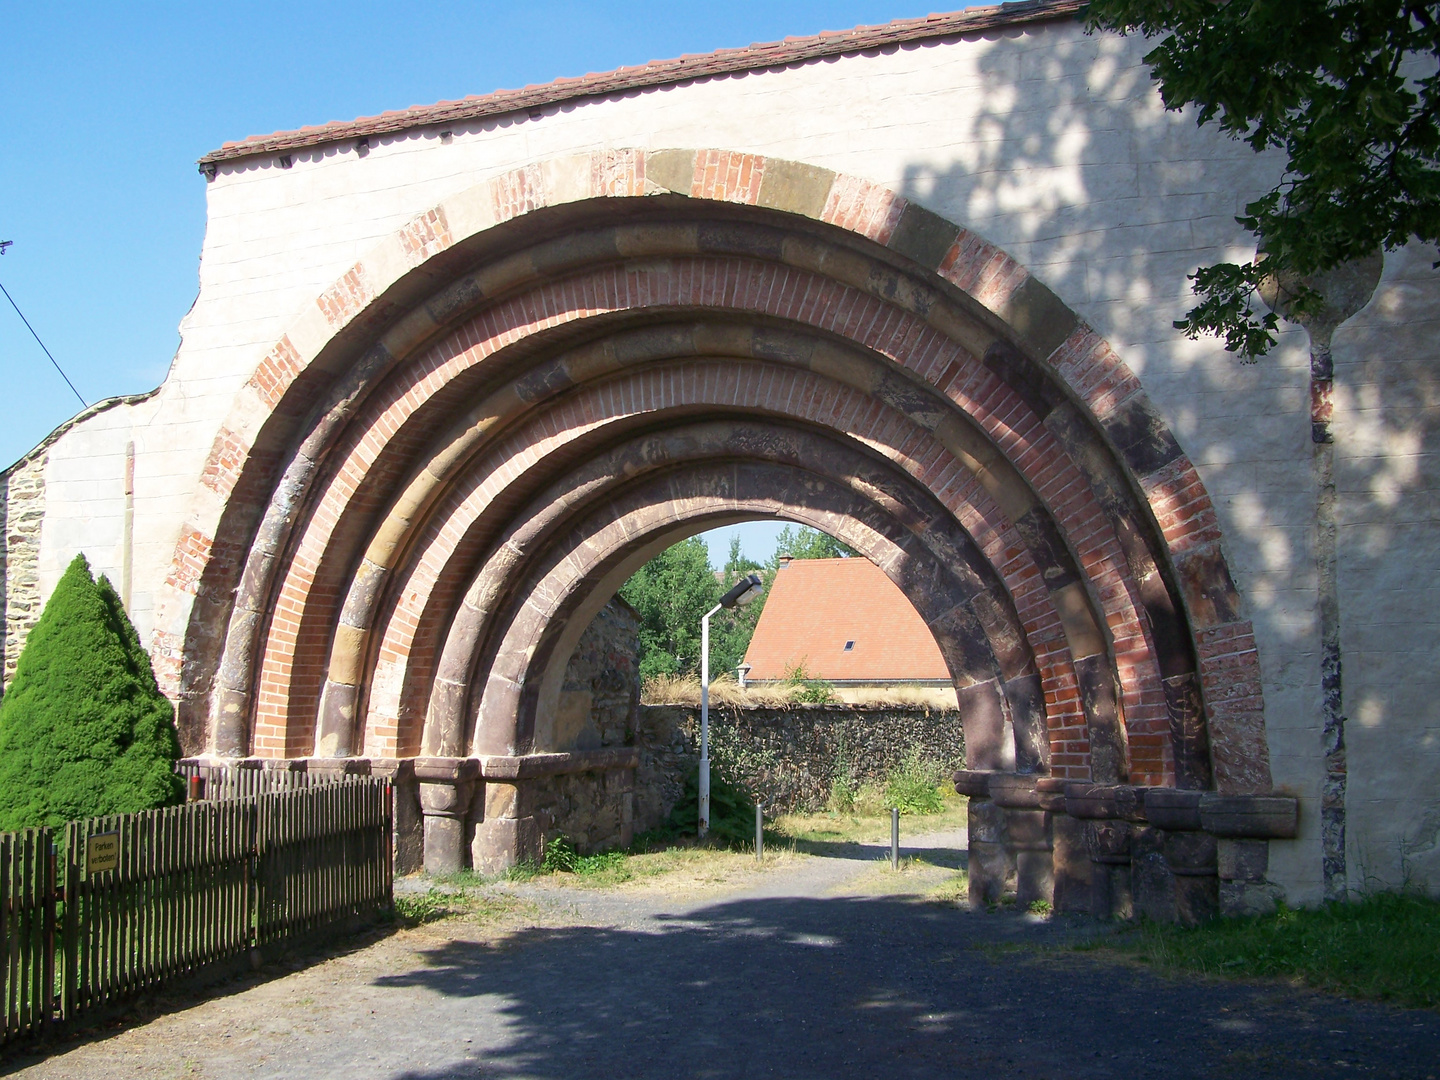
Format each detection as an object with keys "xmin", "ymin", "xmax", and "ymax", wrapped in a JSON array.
[
  {"xmin": 60, "ymin": 823, "xmax": 78, "ymax": 1023},
  {"xmin": 41, "ymin": 837, "xmax": 56, "ymax": 1033},
  {"xmin": 244, "ymin": 797, "xmax": 259, "ymax": 967}
]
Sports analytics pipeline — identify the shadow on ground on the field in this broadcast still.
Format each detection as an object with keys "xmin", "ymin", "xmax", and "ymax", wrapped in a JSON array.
[
  {"xmin": 769, "ymin": 835, "xmax": 968, "ymax": 868},
  {"xmin": 377, "ymin": 892, "xmax": 1440, "ymax": 1080}
]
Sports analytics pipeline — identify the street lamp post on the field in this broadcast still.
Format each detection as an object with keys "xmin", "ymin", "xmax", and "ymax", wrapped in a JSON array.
[{"xmin": 699, "ymin": 572, "xmax": 764, "ymax": 838}]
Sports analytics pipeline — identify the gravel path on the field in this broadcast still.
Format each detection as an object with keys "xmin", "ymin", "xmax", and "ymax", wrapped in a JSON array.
[{"xmin": 6, "ymin": 829, "xmax": 1439, "ymax": 1079}]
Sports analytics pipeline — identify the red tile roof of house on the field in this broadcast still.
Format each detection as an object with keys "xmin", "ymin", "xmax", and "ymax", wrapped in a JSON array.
[
  {"xmin": 198, "ymin": 1, "xmax": 1084, "ymax": 166},
  {"xmin": 743, "ymin": 557, "xmax": 951, "ymax": 682}
]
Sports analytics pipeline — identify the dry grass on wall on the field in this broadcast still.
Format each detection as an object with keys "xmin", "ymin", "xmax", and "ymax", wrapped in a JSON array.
[{"xmin": 641, "ymin": 673, "xmax": 953, "ymax": 710}]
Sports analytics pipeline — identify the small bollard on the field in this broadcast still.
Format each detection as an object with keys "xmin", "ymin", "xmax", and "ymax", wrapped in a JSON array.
[
  {"xmin": 891, "ymin": 807, "xmax": 900, "ymax": 870},
  {"xmin": 188, "ymin": 775, "xmax": 205, "ymax": 802},
  {"xmin": 755, "ymin": 803, "xmax": 764, "ymax": 863}
]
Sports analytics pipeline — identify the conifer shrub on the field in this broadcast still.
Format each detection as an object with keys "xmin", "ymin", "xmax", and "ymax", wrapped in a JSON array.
[
  {"xmin": 0, "ymin": 554, "xmax": 184, "ymax": 831},
  {"xmin": 663, "ymin": 765, "xmax": 758, "ymax": 847}
]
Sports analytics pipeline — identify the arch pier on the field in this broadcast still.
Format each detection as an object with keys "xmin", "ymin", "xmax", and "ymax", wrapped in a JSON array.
[{"xmin": 161, "ymin": 151, "xmax": 1297, "ymax": 919}]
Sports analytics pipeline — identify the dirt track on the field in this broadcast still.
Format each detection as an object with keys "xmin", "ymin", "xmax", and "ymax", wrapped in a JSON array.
[{"xmin": 6, "ymin": 830, "xmax": 1439, "ymax": 1079}]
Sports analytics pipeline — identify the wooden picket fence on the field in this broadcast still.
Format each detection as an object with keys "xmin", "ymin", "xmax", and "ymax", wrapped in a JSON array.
[
  {"xmin": 0, "ymin": 831, "xmax": 54, "ymax": 1042},
  {"xmin": 174, "ymin": 762, "xmax": 340, "ymax": 800},
  {"xmin": 0, "ymin": 777, "xmax": 392, "ymax": 1045}
]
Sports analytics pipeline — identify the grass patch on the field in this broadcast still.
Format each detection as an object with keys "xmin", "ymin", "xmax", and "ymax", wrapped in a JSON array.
[
  {"xmin": 928, "ymin": 871, "xmax": 971, "ymax": 906},
  {"xmin": 770, "ymin": 787, "xmax": 968, "ymax": 847},
  {"xmin": 393, "ymin": 887, "xmax": 530, "ymax": 927},
  {"xmin": 1100, "ymin": 891, "xmax": 1440, "ymax": 1009},
  {"xmin": 504, "ymin": 833, "xmax": 772, "ymax": 889}
]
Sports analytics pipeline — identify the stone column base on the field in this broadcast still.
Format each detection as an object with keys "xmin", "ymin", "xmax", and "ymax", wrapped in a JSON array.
[{"xmin": 416, "ymin": 758, "xmax": 480, "ymax": 876}]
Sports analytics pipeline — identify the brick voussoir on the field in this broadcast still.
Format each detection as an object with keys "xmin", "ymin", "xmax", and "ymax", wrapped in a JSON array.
[{"xmin": 166, "ymin": 149, "xmax": 1241, "ymax": 788}]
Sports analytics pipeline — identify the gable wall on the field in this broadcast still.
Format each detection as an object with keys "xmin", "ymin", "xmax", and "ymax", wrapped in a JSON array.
[{"xmin": 4, "ymin": 16, "xmax": 1438, "ymax": 902}]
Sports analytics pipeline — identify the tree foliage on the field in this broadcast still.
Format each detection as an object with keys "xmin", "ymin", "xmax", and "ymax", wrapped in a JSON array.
[
  {"xmin": 1087, "ymin": 0, "xmax": 1440, "ymax": 359},
  {"xmin": 0, "ymin": 554, "xmax": 183, "ymax": 831},
  {"xmin": 619, "ymin": 537, "xmax": 721, "ymax": 682},
  {"xmin": 618, "ymin": 526, "xmax": 858, "ymax": 683},
  {"xmin": 768, "ymin": 524, "xmax": 856, "ymax": 564}
]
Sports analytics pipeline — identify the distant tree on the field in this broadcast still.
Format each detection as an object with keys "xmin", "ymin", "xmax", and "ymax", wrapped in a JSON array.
[
  {"xmin": 767, "ymin": 524, "xmax": 855, "ymax": 566},
  {"xmin": 0, "ymin": 554, "xmax": 183, "ymax": 831},
  {"xmin": 722, "ymin": 535, "xmax": 761, "ymax": 575},
  {"xmin": 1087, "ymin": 0, "xmax": 1440, "ymax": 359},
  {"xmin": 619, "ymin": 537, "xmax": 721, "ymax": 682},
  {"xmin": 620, "ymin": 527, "xmax": 859, "ymax": 685}
]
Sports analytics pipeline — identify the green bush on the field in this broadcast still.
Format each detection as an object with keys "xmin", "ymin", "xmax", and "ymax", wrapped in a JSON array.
[
  {"xmin": 884, "ymin": 750, "xmax": 945, "ymax": 815},
  {"xmin": 663, "ymin": 765, "xmax": 758, "ymax": 847},
  {"xmin": 783, "ymin": 660, "xmax": 836, "ymax": 705},
  {"xmin": 540, "ymin": 835, "xmax": 627, "ymax": 876},
  {"xmin": 0, "ymin": 554, "xmax": 184, "ymax": 831}
]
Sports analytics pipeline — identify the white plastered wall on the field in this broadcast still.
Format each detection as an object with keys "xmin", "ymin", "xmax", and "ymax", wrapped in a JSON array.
[{"xmin": 13, "ymin": 19, "xmax": 1439, "ymax": 901}]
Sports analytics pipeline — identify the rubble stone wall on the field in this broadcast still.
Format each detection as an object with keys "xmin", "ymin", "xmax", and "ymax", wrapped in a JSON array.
[
  {"xmin": 1, "ymin": 451, "xmax": 47, "ymax": 689},
  {"xmin": 635, "ymin": 704, "xmax": 967, "ymax": 823}
]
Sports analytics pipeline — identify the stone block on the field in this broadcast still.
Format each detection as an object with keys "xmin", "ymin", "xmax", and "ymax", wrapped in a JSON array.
[
  {"xmin": 968, "ymin": 840, "xmax": 1015, "ymax": 909},
  {"xmin": 1144, "ymin": 788, "xmax": 1203, "ymax": 831},
  {"xmin": 953, "ymin": 769, "xmax": 995, "ymax": 798},
  {"xmin": 1130, "ymin": 825, "xmax": 1176, "ymax": 924},
  {"xmin": 967, "ymin": 798, "xmax": 1004, "ymax": 844},
  {"xmin": 997, "ymin": 274, "xmax": 1078, "ymax": 364},
  {"xmin": 1102, "ymin": 392, "xmax": 1183, "ymax": 476},
  {"xmin": 1016, "ymin": 851, "xmax": 1054, "ymax": 908},
  {"xmin": 887, "ymin": 201, "xmax": 960, "ymax": 271},
  {"xmin": 1217, "ymin": 838, "xmax": 1269, "ymax": 882},
  {"xmin": 423, "ymin": 813, "xmax": 468, "ymax": 876},
  {"xmin": 1051, "ymin": 813, "xmax": 1092, "ymax": 913},
  {"xmin": 473, "ymin": 815, "xmax": 542, "ymax": 876},
  {"xmin": 1065, "ymin": 783, "xmax": 1148, "ymax": 822},
  {"xmin": 1163, "ymin": 830, "xmax": 1217, "ymax": 873},
  {"xmin": 1034, "ymin": 776, "xmax": 1067, "ymax": 813},
  {"xmin": 392, "ymin": 773, "xmax": 424, "ymax": 877},
  {"xmin": 1201, "ymin": 794, "xmax": 1299, "ymax": 838},
  {"xmin": 989, "ymin": 772, "xmax": 1042, "ymax": 809},
  {"xmin": 1220, "ymin": 879, "xmax": 1284, "ymax": 918},
  {"xmin": 756, "ymin": 160, "xmax": 835, "ymax": 220},
  {"xmin": 645, "ymin": 149, "xmax": 696, "ymax": 195},
  {"xmin": 1085, "ymin": 820, "xmax": 1132, "ymax": 920},
  {"xmin": 1002, "ymin": 808, "xmax": 1051, "ymax": 851},
  {"xmin": 1174, "ymin": 872, "xmax": 1220, "ymax": 926}
]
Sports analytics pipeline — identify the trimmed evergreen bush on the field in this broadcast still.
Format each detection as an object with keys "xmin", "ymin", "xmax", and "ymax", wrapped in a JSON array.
[
  {"xmin": 663, "ymin": 765, "xmax": 758, "ymax": 847},
  {"xmin": 0, "ymin": 554, "xmax": 183, "ymax": 831}
]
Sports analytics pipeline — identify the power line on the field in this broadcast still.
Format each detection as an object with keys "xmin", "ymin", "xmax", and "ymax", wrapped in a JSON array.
[{"xmin": 0, "ymin": 267, "xmax": 88, "ymax": 410}]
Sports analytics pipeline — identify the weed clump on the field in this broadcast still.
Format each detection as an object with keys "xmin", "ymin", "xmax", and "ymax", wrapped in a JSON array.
[
  {"xmin": 884, "ymin": 749, "xmax": 946, "ymax": 815},
  {"xmin": 0, "ymin": 554, "xmax": 183, "ymax": 830},
  {"xmin": 540, "ymin": 835, "xmax": 628, "ymax": 877},
  {"xmin": 783, "ymin": 660, "xmax": 836, "ymax": 705}
]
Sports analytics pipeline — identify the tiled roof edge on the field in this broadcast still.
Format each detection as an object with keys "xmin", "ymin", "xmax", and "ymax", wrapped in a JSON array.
[{"xmin": 198, "ymin": 0, "xmax": 1085, "ymax": 166}]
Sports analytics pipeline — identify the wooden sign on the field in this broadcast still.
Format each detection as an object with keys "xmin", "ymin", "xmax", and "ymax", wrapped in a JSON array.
[{"xmin": 86, "ymin": 832, "xmax": 119, "ymax": 874}]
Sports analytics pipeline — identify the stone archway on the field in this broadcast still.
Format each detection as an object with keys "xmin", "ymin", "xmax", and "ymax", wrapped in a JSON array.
[{"xmin": 153, "ymin": 150, "xmax": 1293, "ymax": 912}]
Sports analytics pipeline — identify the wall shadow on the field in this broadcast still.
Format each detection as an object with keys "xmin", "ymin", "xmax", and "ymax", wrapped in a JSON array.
[
  {"xmin": 374, "ymin": 892, "xmax": 1440, "ymax": 1080},
  {"xmin": 894, "ymin": 21, "xmax": 1440, "ymax": 892}
]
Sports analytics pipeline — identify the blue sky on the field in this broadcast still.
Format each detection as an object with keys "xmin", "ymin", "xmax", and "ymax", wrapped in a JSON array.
[{"xmin": 1, "ymin": 2, "xmax": 938, "ymax": 563}]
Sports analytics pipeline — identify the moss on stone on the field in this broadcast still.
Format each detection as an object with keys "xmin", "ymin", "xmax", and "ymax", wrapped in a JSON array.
[{"xmin": 0, "ymin": 554, "xmax": 183, "ymax": 831}]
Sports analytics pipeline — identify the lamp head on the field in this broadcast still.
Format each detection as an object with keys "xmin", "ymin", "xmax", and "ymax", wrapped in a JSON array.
[{"xmin": 719, "ymin": 572, "xmax": 764, "ymax": 609}]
